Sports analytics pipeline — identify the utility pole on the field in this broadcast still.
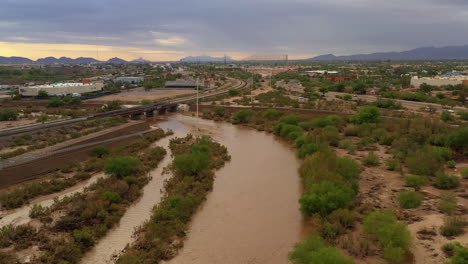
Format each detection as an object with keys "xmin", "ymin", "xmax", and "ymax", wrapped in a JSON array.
[
  {"xmin": 196, "ymin": 77, "xmax": 199, "ymax": 118},
  {"xmin": 251, "ymin": 71, "xmax": 254, "ymax": 105}
]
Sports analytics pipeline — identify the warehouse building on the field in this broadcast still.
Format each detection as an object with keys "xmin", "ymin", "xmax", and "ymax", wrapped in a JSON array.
[
  {"xmin": 19, "ymin": 82, "xmax": 104, "ymax": 97},
  {"xmin": 165, "ymin": 80, "xmax": 201, "ymax": 89},
  {"xmin": 113, "ymin": 77, "xmax": 144, "ymax": 84},
  {"xmin": 411, "ymin": 76, "xmax": 468, "ymax": 88}
]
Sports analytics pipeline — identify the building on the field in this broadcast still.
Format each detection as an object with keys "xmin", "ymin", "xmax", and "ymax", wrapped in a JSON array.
[
  {"xmin": 325, "ymin": 75, "xmax": 359, "ymax": 82},
  {"xmin": 165, "ymin": 80, "xmax": 201, "ymax": 89},
  {"xmin": 19, "ymin": 82, "xmax": 104, "ymax": 97},
  {"xmin": 113, "ymin": 77, "xmax": 145, "ymax": 84},
  {"xmin": 411, "ymin": 74, "xmax": 468, "ymax": 88},
  {"xmin": 304, "ymin": 70, "xmax": 339, "ymax": 75}
]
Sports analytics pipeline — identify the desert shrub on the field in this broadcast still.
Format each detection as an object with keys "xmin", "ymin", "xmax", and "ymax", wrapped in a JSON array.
[
  {"xmin": 300, "ymin": 181, "xmax": 356, "ymax": 216},
  {"xmin": 362, "ymin": 151, "xmax": 380, "ymax": 167},
  {"xmin": 47, "ymin": 97, "xmax": 65, "ymax": 108},
  {"xmin": 233, "ymin": 109, "xmax": 254, "ymax": 123},
  {"xmin": 405, "ymin": 148, "xmax": 442, "ymax": 176},
  {"xmin": 298, "ymin": 143, "xmax": 319, "ymax": 159},
  {"xmin": 447, "ymin": 245, "xmax": 468, "ymax": 264},
  {"xmin": 441, "ymin": 111, "xmax": 456, "ymax": 122},
  {"xmin": 262, "ymin": 109, "xmax": 282, "ymax": 120},
  {"xmin": 173, "ymin": 151, "xmax": 210, "ymax": 176},
  {"xmin": 228, "ymin": 88, "xmax": 240, "ymax": 96},
  {"xmin": 363, "ymin": 210, "xmax": 411, "ymax": 263},
  {"xmin": 103, "ymin": 191, "xmax": 123, "ymax": 204},
  {"xmin": 29, "ymin": 204, "xmax": 50, "ymax": 219},
  {"xmin": 339, "ymin": 139, "xmax": 357, "ymax": 153},
  {"xmin": 140, "ymin": 99, "xmax": 152, "ymax": 105},
  {"xmin": 321, "ymin": 126, "xmax": 341, "ymax": 146},
  {"xmin": 214, "ymin": 106, "xmax": 226, "ymax": 117},
  {"xmin": 289, "ymin": 233, "xmax": 355, "ymax": 264},
  {"xmin": 351, "ymin": 106, "xmax": 381, "ymax": 124},
  {"xmin": 440, "ymin": 216, "xmax": 467, "ymax": 237},
  {"xmin": 434, "ymin": 172, "xmax": 460, "ymax": 190},
  {"xmin": 404, "ymin": 175, "xmax": 428, "ymax": 191},
  {"xmin": 446, "ymin": 126, "xmax": 468, "ymax": 154},
  {"xmin": 398, "ymin": 191, "xmax": 423, "ymax": 209},
  {"xmin": 447, "ymin": 160, "xmax": 457, "ymax": 168},
  {"xmin": 279, "ymin": 124, "xmax": 304, "ymax": 138},
  {"xmin": 90, "ymin": 146, "xmax": 110, "ymax": 158},
  {"xmin": 461, "ymin": 168, "xmax": 468, "ymax": 179},
  {"xmin": 442, "ymin": 242, "xmax": 463, "ymax": 257},
  {"xmin": 336, "ymin": 157, "xmax": 361, "ymax": 181},
  {"xmin": 280, "ymin": 114, "xmax": 303, "ymax": 125},
  {"xmin": 386, "ymin": 158, "xmax": 401, "ymax": 171},
  {"xmin": 432, "ymin": 146, "xmax": 453, "ymax": 162},
  {"xmin": 0, "ymin": 109, "xmax": 18, "ymax": 121},
  {"xmin": 439, "ymin": 192, "xmax": 457, "ymax": 215},
  {"xmin": 104, "ymin": 156, "xmax": 139, "ymax": 178}
]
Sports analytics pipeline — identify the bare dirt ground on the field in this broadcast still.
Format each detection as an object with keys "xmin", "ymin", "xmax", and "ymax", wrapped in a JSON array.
[
  {"xmin": 0, "ymin": 119, "xmax": 37, "ymax": 130},
  {"xmin": 335, "ymin": 142, "xmax": 468, "ymax": 264},
  {"xmin": 87, "ymin": 88, "xmax": 196, "ymax": 103}
]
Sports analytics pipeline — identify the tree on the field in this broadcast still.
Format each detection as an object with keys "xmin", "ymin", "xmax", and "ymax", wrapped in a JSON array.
[
  {"xmin": 104, "ymin": 156, "xmax": 139, "ymax": 178},
  {"xmin": 262, "ymin": 109, "xmax": 282, "ymax": 120},
  {"xmin": 47, "ymin": 97, "xmax": 64, "ymax": 108},
  {"xmin": 300, "ymin": 181, "xmax": 356, "ymax": 216},
  {"xmin": 398, "ymin": 191, "xmax": 423, "ymax": 208},
  {"xmin": 351, "ymin": 106, "xmax": 381, "ymax": 124},
  {"xmin": 352, "ymin": 83, "xmax": 366, "ymax": 94},
  {"xmin": 228, "ymin": 89, "xmax": 240, "ymax": 96},
  {"xmin": 419, "ymin": 83, "xmax": 432, "ymax": 93},
  {"xmin": 319, "ymin": 87, "xmax": 329, "ymax": 96},
  {"xmin": 90, "ymin": 146, "xmax": 110, "ymax": 158},
  {"xmin": 405, "ymin": 175, "xmax": 428, "ymax": 191},
  {"xmin": 69, "ymin": 97, "xmax": 81, "ymax": 105},
  {"xmin": 441, "ymin": 111, "xmax": 455, "ymax": 122},
  {"xmin": 0, "ymin": 109, "xmax": 18, "ymax": 121},
  {"xmin": 343, "ymin": 95, "xmax": 352, "ymax": 101},
  {"xmin": 233, "ymin": 109, "xmax": 254, "ymax": 123},
  {"xmin": 37, "ymin": 90, "xmax": 48, "ymax": 98},
  {"xmin": 173, "ymin": 151, "xmax": 210, "ymax": 176}
]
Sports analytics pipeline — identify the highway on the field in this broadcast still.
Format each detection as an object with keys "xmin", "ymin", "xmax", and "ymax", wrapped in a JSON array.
[{"xmin": 326, "ymin": 92, "xmax": 468, "ymax": 113}]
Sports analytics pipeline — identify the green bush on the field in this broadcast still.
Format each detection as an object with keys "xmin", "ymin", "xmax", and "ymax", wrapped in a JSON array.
[
  {"xmin": 90, "ymin": 146, "xmax": 110, "ymax": 158},
  {"xmin": 441, "ymin": 111, "xmax": 455, "ymax": 122},
  {"xmin": 447, "ymin": 245, "xmax": 468, "ymax": 264},
  {"xmin": 442, "ymin": 242, "xmax": 463, "ymax": 257},
  {"xmin": 461, "ymin": 168, "xmax": 468, "ymax": 179},
  {"xmin": 233, "ymin": 109, "xmax": 254, "ymax": 123},
  {"xmin": 386, "ymin": 158, "xmax": 400, "ymax": 171},
  {"xmin": 434, "ymin": 172, "xmax": 460, "ymax": 190},
  {"xmin": 398, "ymin": 191, "xmax": 423, "ymax": 208},
  {"xmin": 228, "ymin": 89, "xmax": 240, "ymax": 96},
  {"xmin": 47, "ymin": 97, "xmax": 65, "ymax": 108},
  {"xmin": 300, "ymin": 181, "xmax": 356, "ymax": 216},
  {"xmin": 0, "ymin": 109, "xmax": 18, "ymax": 121},
  {"xmin": 440, "ymin": 216, "xmax": 467, "ymax": 237},
  {"xmin": 351, "ymin": 106, "xmax": 381, "ymax": 124},
  {"xmin": 280, "ymin": 114, "xmax": 303, "ymax": 125},
  {"xmin": 432, "ymin": 147, "xmax": 453, "ymax": 162},
  {"xmin": 339, "ymin": 139, "xmax": 357, "ymax": 153},
  {"xmin": 29, "ymin": 204, "xmax": 49, "ymax": 219},
  {"xmin": 174, "ymin": 151, "xmax": 210, "ymax": 176},
  {"xmin": 447, "ymin": 160, "xmax": 457, "ymax": 168},
  {"xmin": 337, "ymin": 157, "xmax": 361, "ymax": 181},
  {"xmin": 261, "ymin": 109, "xmax": 282, "ymax": 120},
  {"xmin": 363, "ymin": 210, "xmax": 411, "ymax": 263},
  {"xmin": 103, "ymin": 191, "xmax": 123, "ymax": 204},
  {"xmin": 298, "ymin": 143, "xmax": 319, "ymax": 159},
  {"xmin": 439, "ymin": 192, "xmax": 457, "ymax": 215},
  {"xmin": 104, "ymin": 156, "xmax": 140, "ymax": 178},
  {"xmin": 289, "ymin": 233, "xmax": 355, "ymax": 264},
  {"xmin": 404, "ymin": 175, "xmax": 428, "ymax": 191},
  {"xmin": 405, "ymin": 148, "xmax": 442, "ymax": 176},
  {"xmin": 214, "ymin": 106, "xmax": 226, "ymax": 117},
  {"xmin": 362, "ymin": 151, "xmax": 380, "ymax": 167}
]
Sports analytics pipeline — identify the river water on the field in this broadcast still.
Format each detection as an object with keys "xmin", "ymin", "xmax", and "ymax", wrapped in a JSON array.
[{"xmin": 33, "ymin": 113, "xmax": 303, "ymax": 264}]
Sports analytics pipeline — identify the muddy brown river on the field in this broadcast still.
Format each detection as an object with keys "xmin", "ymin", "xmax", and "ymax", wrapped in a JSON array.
[{"xmin": 81, "ymin": 114, "xmax": 304, "ymax": 264}]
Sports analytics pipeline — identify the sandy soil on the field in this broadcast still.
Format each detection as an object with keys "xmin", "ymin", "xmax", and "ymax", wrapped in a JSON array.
[
  {"xmin": 87, "ymin": 88, "xmax": 196, "ymax": 103},
  {"xmin": 0, "ymin": 119, "xmax": 37, "ymax": 130}
]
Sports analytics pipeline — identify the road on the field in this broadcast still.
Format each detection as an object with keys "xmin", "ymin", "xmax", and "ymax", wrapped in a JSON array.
[
  {"xmin": 0, "ymin": 78, "xmax": 247, "ymax": 139},
  {"xmin": 326, "ymin": 92, "xmax": 468, "ymax": 113}
]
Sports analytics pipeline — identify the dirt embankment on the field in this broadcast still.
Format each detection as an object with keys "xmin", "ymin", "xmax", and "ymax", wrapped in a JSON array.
[{"xmin": 0, "ymin": 121, "xmax": 151, "ymax": 189}]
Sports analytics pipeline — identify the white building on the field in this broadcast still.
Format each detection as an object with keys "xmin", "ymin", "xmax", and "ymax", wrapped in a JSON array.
[
  {"xmin": 411, "ymin": 76, "xmax": 468, "ymax": 88},
  {"xmin": 19, "ymin": 82, "xmax": 104, "ymax": 97},
  {"xmin": 113, "ymin": 77, "xmax": 144, "ymax": 84}
]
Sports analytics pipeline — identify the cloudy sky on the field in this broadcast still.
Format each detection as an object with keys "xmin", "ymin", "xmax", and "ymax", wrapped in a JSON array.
[{"xmin": 0, "ymin": 0, "xmax": 467, "ymax": 61}]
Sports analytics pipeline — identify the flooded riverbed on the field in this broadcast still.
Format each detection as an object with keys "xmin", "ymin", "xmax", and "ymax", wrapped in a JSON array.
[
  {"xmin": 164, "ymin": 115, "xmax": 304, "ymax": 264},
  {"xmin": 80, "ymin": 114, "xmax": 303, "ymax": 263}
]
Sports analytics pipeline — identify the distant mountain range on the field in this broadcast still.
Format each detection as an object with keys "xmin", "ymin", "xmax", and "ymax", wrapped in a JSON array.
[
  {"xmin": 180, "ymin": 55, "xmax": 236, "ymax": 63},
  {"xmin": 308, "ymin": 45, "xmax": 468, "ymax": 61},
  {"xmin": 0, "ymin": 56, "xmax": 130, "ymax": 64}
]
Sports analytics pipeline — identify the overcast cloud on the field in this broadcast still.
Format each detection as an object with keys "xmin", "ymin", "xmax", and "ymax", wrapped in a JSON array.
[{"xmin": 0, "ymin": 0, "xmax": 467, "ymax": 60}]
